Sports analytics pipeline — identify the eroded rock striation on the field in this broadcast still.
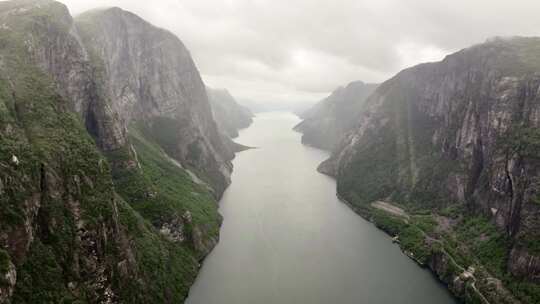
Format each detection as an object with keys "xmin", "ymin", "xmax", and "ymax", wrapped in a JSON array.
[{"xmin": 294, "ymin": 81, "xmax": 377, "ymax": 150}]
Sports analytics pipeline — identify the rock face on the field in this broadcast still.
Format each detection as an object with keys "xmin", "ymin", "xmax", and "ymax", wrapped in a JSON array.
[
  {"xmin": 207, "ymin": 87, "xmax": 254, "ymax": 138},
  {"xmin": 7, "ymin": 0, "xmax": 233, "ymax": 195},
  {"xmin": 0, "ymin": 3, "xmax": 133, "ymax": 302},
  {"xmin": 294, "ymin": 81, "xmax": 377, "ymax": 150},
  {"xmin": 322, "ymin": 37, "xmax": 540, "ymax": 297},
  {"xmin": 0, "ymin": 1, "xmax": 230, "ymax": 302},
  {"xmin": 75, "ymin": 7, "xmax": 234, "ymax": 196},
  {"xmin": 17, "ymin": 0, "xmax": 127, "ymax": 151}
]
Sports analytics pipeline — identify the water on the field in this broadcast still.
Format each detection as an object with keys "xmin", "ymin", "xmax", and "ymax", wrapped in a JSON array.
[{"xmin": 186, "ymin": 112, "xmax": 457, "ymax": 304}]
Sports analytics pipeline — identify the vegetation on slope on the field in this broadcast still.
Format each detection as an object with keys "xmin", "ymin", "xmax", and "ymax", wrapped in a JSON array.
[
  {"xmin": 333, "ymin": 39, "xmax": 540, "ymax": 304},
  {"xmin": 0, "ymin": 1, "xmax": 223, "ymax": 302},
  {"xmin": 0, "ymin": 15, "xmax": 122, "ymax": 302},
  {"xmin": 112, "ymin": 123, "xmax": 221, "ymax": 247},
  {"xmin": 104, "ymin": 122, "xmax": 222, "ymax": 301}
]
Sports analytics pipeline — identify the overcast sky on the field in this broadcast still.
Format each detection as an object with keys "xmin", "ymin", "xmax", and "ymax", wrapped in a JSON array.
[{"xmin": 62, "ymin": 0, "xmax": 540, "ymax": 108}]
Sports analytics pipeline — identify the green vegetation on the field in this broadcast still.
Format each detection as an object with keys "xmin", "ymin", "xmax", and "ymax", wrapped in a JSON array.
[
  {"xmin": 371, "ymin": 209, "xmax": 407, "ymax": 236},
  {"xmin": 108, "ymin": 125, "xmax": 221, "ymax": 245},
  {"xmin": 370, "ymin": 210, "xmax": 430, "ymax": 264},
  {"xmin": 0, "ymin": 3, "xmax": 221, "ymax": 302},
  {"xmin": 455, "ymin": 217, "xmax": 510, "ymax": 277},
  {"xmin": 0, "ymin": 249, "xmax": 10, "ymax": 279},
  {"xmin": 337, "ymin": 125, "xmax": 399, "ymax": 206},
  {"xmin": 413, "ymin": 215, "xmax": 437, "ymax": 234},
  {"xmin": 337, "ymin": 88, "xmax": 461, "ymax": 215},
  {"xmin": 144, "ymin": 116, "xmax": 182, "ymax": 156},
  {"xmin": 113, "ymin": 198, "xmax": 201, "ymax": 303},
  {"xmin": 332, "ymin": 36, "xmax": 540, "ymax": 304},
  {"xmin": 361, "ymin": 201, "xmax": 540, "ymax": 304},
  {"xmin": 11, "ymin": 241, "xmax": 73, "ymax": 303},
  {"xmin": 439, "ymin": 204, "xmax": 466, "ymax": 219},
  {"xmin": 453, "ymin": 216, "xmax": 540, "ymax": 304},
  {"xmin": 0, "ymin": 10, "xmax": 121, "ymax": 301},
  {"xmin": 498, "ymin": 124, "xmax": 540, "ymax": 160},
  {"xmin": 103, "ymin": 124, "xmax": 221, "ymax": 301},
  {"xmin": 506, "ymin": 279, "xmax": 540, "ymax": 304}
]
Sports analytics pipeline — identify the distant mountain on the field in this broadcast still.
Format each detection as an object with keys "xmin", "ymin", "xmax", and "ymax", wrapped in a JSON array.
[
  {"xmin": 207, "ymin": 88, "xmax": 254, "ymax": 138},
  {"xmin": 240, "ymin": 99, "xmax": 317, "ymax": 114},
  {"xmin": 293, "ymin": 81, "xmax": 378, "ymax": 150}
]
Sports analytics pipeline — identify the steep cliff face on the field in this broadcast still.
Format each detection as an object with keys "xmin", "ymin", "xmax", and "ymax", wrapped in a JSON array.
[
  {"xmin": 294, "ymin": 81, "xmax": 377, "ymax": 150},
  {"xmin": 0, "ymin": 3, "xmax": 134, "ymax": 301},
  {"xmin": 10, "ymin": 0, "xmax": 127, "ymax": 151},
  {"xmin": 207, "ymin": 87, "xmax": 253, "ymax": 138},
  {"xmin": 0, "ymin": 1, "xmax": 227, "ymax": 302},
  {"xmin": 322, "ymin": 37, "xmax": 540, "ymax": 302},
  {"xmin": 75, "ymin": 8, "xmax": 234, "ymax": 196}
]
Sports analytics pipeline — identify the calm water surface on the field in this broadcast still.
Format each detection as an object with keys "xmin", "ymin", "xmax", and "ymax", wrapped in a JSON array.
[{"xmin": 186, "ymin": 112, "xmax": 457, "ymax": 304}]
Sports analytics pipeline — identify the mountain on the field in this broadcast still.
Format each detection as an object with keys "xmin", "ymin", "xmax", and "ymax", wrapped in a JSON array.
[
  {"xmin": 207, "ymin": 88, "xmax": 253, "ymax": 138},
  {"xmin": 0, "ymin": 1, "xmax": 232, "ymax": 302},
  {"xmin": 75, "ymin": 7, "xmax": 234, "ymax": 197},
  {"xmin": 293, "ymin": 81, "xmax": 378, "ymax": 150},
  {"xmin": 320, "ymin": 37, "xmax": 540, "ymax": 303}
]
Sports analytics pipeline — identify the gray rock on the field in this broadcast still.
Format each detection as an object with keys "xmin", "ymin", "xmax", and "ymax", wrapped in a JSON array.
[
  {"xmin": 294, "ymin": 81, "xmax": 378, "ymax": 150},
  {"xmin": 325, "ymin": 37, "xmax": 540, "ymax": 282},
  {"xmin": 207, "ymin": 87, "xmax": 253, "ymax": 139},
  {"xmin": 75, "ymin": 7, "xmax": 234, "ymax": 196}
]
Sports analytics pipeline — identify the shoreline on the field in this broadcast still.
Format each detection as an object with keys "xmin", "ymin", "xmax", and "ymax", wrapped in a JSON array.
[{"xmin": 333, "ymin": 193, "xmax": 487, "ymax": 303}]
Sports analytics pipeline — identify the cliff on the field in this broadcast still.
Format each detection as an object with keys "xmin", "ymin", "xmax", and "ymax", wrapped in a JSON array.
[
  {"xmin": 207, "ymin": 87, "xmax": 253, "ymax": 138},
  {"xmin": 294, "ymin": 81, "xmax": 378, "ymax": 150},
  {"xmin": 0, "ymin": 1, "xmax": 229, "ymax": 302},
  {"xmin": 75, "ymin": 7, "xmax": 234, "ymax": 197},
  {"xmin": 321, "ymin": 37, "xmax": 540, "ymax": 303}
]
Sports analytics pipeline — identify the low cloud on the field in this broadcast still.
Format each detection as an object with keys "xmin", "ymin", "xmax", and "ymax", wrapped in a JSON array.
[{"xmin": 62, "ymin": 0, "xmax": 540, "ymax": 108}]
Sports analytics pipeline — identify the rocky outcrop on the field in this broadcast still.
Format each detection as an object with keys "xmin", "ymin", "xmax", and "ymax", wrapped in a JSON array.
[
  {"xmin": 294, "ymin": 81, "xmax": 377, "ymax": 150},
  {"xmin": 75, "ymin": 7, "xmax": 234, "ymax": 197},
  {"xmin": 323, "ymin": 37, "xmax": 540, "ymax": 299},
  {"xmin": 207, "ymin": 87, "xmax": 253, "ymax": 138}
]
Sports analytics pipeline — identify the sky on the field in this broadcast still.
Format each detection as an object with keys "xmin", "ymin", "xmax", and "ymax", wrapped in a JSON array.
[{"xmin": 62, "ymin": 0, "xmax": 540, "ymax": 109}]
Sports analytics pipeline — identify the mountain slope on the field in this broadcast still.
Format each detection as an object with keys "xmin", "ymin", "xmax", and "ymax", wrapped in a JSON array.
[
  {"xmin": 294, "ymin": 81, "xmax": 378, "ymax": 150},
  {"xmin": 0, "ymin": 2, "xmax": 143, "ymax": 301},
  {"xmin": 207, "ymin": 87, "xmax": 253, "ymax": 138},
  {"xmin": 0, "ymin": 1, "xmax": 229, "ymax": 302},
  {"xmin": 75, "ymin": 7, "xmax": 234, "ymax": 197},
  {"xmin": 321, "ymin": 37, "xmax": 540, "ymax": 303}
]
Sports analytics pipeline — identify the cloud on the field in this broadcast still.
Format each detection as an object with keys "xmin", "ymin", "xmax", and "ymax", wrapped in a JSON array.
[{"xmin": 61, "ymin": 0, "xmax": 540, "ymax": 108}]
